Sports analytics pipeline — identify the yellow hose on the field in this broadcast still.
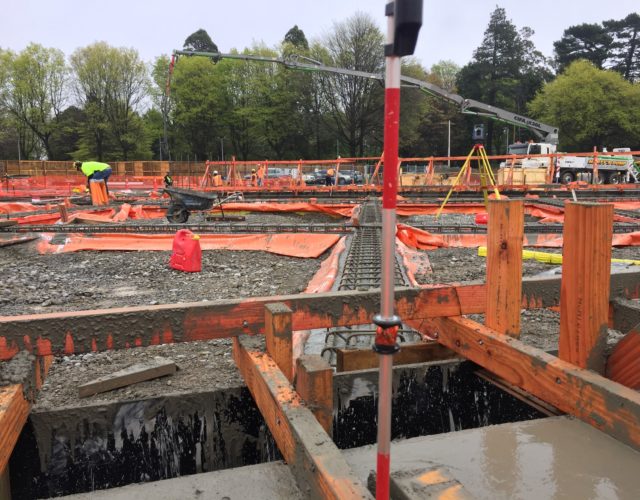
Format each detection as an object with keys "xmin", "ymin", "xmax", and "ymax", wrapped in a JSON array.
[{"xmin": 477, "ymin": 247, "xmax": 640, "ymax": 266}]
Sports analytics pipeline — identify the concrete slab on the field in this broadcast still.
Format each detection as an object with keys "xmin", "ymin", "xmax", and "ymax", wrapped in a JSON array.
[
  {"xmin": 60, "ymin": 461, "xmax": 303, "ymax": 500},
  {"xmin": 344, "ymin": 416, "xmax": 640, "ymax": 500}
]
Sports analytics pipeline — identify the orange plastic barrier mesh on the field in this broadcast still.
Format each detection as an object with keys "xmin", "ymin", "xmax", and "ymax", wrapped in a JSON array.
[
  {"xmin": 215, "ymin": 202, "xmax": 355, "ymax": 218},
  {"xmin": 36, "ymin": 232, "xmax": 340, "ymax": 258},
  {"xmin": 396, "ymin": 240, "xmax": 432, "ymax": 287},
  {"xmin": 397, "ymin": 224, "xmax": 640, "ymax": 250},
  {"xmin": 304, "ymin": 237, "xmax": 346, "ymax": 293},
  {"xmin": 0, "ymin": 202, "xmax": 55, "ymax": 214}
]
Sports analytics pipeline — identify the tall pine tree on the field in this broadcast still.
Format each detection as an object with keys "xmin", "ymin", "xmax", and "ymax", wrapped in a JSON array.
[{"xmin": 457, "ymin": 7, "xmax": 551, "ymax": 153}]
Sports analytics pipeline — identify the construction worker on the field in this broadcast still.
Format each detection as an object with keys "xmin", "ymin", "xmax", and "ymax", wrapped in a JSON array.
[
  {"xmin": 164, "ymin": 172, "xmax": 174, "ymax": 187},
  {"xmin": 250, "ymin": 169, "xmax": 258, "ymax": 186},
  {"xmin": 212, "ymin": 170, "xmax": 223, "ymax": 187},
  {"xmin": 257, "ymin": 164, "xmax": 265, "ymax": 186},
  {"xmin": 74, "ymin": 161, "xmax": 112, "ymax": 195},
  {"xmin": 325, "ymin": 167, "xmax": 335, "ymax": 186}
]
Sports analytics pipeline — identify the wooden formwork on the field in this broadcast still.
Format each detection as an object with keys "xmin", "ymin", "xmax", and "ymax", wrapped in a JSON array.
[{"xmin": 1, "ymin": 201, "xmax": 640, "ymax": 498}]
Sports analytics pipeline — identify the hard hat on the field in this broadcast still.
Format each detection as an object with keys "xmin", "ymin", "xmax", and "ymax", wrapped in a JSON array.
[
  {"xmin": 213, "ymin": 170, "xmax": 218, "ymax": 175},
  {"xmin": 252, "ymin": 169, "xmax": 256, "ymax": 173}
]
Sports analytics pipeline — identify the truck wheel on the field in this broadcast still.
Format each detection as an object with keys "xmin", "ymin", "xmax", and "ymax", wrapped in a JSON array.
[
  {"xmin": 559, "ymin": 171, "xmax": 575, "ymax": 184},
  {"xmin": 607, "ymin": 172, "xmax": 622, "ymax": 184},
  {"xmin": 167, "ymin": 203, "xmax": 189, "ymax": 223}
]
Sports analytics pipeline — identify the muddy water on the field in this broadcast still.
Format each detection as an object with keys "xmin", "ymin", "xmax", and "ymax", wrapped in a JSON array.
[{"xmin": 344, "ymin": 416, "xmax": 640, "ymax": 499}]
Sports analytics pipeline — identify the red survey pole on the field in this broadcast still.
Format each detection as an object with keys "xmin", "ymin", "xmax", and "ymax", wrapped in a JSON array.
[{"xmin": 373, "ymin": 2, "xmax": 422, "ymax": 499}]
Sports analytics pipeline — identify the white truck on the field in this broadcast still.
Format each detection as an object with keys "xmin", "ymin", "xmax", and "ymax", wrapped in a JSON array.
[{"xmin": 500, "ymin": 143, "xmax": 639, "ymax": 184}]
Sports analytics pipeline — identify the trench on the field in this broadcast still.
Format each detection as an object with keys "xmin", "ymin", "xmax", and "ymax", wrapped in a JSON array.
[{"xmin": 10, "ymin": 359, "xmax": 547, "ymax": 498}]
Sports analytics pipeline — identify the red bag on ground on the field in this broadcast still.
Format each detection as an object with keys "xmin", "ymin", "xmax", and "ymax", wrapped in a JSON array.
[{"xmin": 169, "ymin": 229, "xmax": 202, "ymax": 272}]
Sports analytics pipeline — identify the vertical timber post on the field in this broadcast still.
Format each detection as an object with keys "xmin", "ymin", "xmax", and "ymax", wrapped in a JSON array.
[
  {"xmin": 485, "ymin": 199, "xmax": 524, "ymax": 336},
  {"xmin": 265, "ymin": 303, "xmax": 293, "ymax": 382},
  {"xmin": 295, "ymin": 355, "xmax": 333, "ymax": 436},
  {"xmin": 559, "ymin": 202, "xmax": 613, "ymax": 372}
]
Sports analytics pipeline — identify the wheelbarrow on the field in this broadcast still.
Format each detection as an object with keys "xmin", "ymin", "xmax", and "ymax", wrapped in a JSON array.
[{"xmin": 164, "ymin": 187, "xmax": 244, "ymax": 223}]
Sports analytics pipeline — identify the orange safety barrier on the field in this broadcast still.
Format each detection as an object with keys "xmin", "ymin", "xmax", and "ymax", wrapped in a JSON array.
[
  {"xmin": 214, "ymin": 202, "xmax": 356, "ymax": 218},
  {"xmin": 304, "ymin": 237, "xmax": 346, "ymax": 293},
  {"xmin": 396, "ymin": 240, "xmax": 432, "ymax": 287},
  {"xmin": 397, "ymin": 224, "xmax": 640, "ymax": 250},
  {"xmin": 36, "ymin": 232, "xmax": 340, "ymax": 258},
  {"xmin": 0, "ymin": 202, "xmax": 55, "ymax": 214}
]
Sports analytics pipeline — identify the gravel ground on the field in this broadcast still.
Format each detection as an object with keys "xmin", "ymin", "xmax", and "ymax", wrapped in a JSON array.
[
  {"xmin": 0, "ymin": 246, "xmax": 321, "ymax": 316},
  {"xmin": 33, "ymin": 338, "xmax": 242, "ymax": 411},
  {"xmin": 7, "ymin": 207, "xmax": 639, "ymax": 409}
]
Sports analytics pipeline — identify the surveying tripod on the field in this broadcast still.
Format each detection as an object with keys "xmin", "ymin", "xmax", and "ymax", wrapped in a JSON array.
[{"xmin": 436, "ymin": 142, "xmax": 500, "ymax": 218}]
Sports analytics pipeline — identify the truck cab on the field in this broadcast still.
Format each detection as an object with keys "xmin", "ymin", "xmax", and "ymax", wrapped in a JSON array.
[{"xmin": 501, "ymin": 142, "xmax": 557, "ymax": 169}]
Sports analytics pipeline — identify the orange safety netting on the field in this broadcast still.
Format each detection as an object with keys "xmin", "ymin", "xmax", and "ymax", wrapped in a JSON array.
[
  {"xmin": 396, "ymin": 240, "xmax": 432, "ymax": 287},
  {"xmin": 304, "ymin": 237, "xmax": 346, "ymax": 293},
  {"xmin": 396, "ymin": 203, "xmax": 485, "ymax": 216},
  {"xmin": 0, "ymin": 202, "xmax": 55, "ymax": 214},
  {"xmin": 36, "ymin": 232, "xmax": 340, "ymax": 258},
  {"xmin": 214, "ymin": 202, "xmax": 355, "ymax": 218},
  {"xmin": 397, "ymin": 224, "xmax": 640, "ymax": 249}
]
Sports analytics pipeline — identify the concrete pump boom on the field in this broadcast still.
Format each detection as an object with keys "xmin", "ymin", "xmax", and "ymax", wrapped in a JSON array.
[{"xmin": 169, "ymin": 49, "xmax": 559, "ymax": 146}]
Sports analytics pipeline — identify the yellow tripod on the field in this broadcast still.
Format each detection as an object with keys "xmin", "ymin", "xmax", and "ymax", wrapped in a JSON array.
[{"xmin": 436, "ymin": 143, "xmax": 500, "ymax": 218}]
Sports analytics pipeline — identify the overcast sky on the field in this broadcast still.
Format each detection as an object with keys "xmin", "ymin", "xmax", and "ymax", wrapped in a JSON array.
[{"xmin": 3, "ymin": 0, "xmax": 639, "ymax": 69}]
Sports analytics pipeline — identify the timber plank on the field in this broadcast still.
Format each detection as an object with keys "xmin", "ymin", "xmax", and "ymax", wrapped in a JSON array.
[
  {"xmin": 335, "ymin": 342, "xmax": 456, "ymax": 372},
  {"xmin": 560, "ymin": 202, "xmax": 613, "ymax": 372},
  {"xmin": 485, "ymin": 200, "xmax": 523, "ymax": 336},
  {"xmin": 1, "ymin": 272, "xmax": 639, "ymax": 359},
  {"xmin": 78, "ymin": 357, "xmax": 176, "ymax": 398},
  {"xmin": 0, "ymin": 385, "xmax": 29, "ymax": 474},
  {"xmin": 410, "ymin": 316, "xmax": 640, "ymax": 451},
  {"xmin": 232, "ymin": 336, "xmax": 371, "ymax": 500}
]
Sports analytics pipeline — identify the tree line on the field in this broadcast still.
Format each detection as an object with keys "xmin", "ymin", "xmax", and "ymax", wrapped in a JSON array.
[{"xmin": 0, "ymin": 7, "xmax": 639, "ymax": 162}]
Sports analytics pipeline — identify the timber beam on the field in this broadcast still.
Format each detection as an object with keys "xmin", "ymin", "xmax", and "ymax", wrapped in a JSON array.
[
  {"xmin": 232, "ymin": 335, "xmax": 371, "ymax": 499},
  {"xmin": 1, "ymin": 271, "xmax": 639, "ymax": 359},
  {"xmin": 407, "ymin": 316, "xmax": 640, "ymax": 451}
]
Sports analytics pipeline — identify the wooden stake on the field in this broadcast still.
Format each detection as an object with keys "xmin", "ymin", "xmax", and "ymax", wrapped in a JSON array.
[
  {"xmin": 295, "ymin": 355, "xmax": 333, "ymax": 435},
  {"xmin": 560, "ymin": 202, "xmax": 613, "ymax": 372},
  {"xmin": 485, "ymin": 200, "xmax": 524, "ymax": 336},
  {"xmin": 265, "ymin": 303, "xmax": 293, "ymax": 382}
]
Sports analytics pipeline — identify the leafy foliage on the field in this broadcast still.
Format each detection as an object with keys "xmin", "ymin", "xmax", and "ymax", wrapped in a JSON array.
[
  {"xmin": 184, "ymin": 29, "xmax": 219, "ymax": 53},
  {"xmin": 529, "ymin": 60, "xmax": 640, "ymax": 150},
  {"xmin": 457, "ymin": 7, "xmax": 552, "ymax": 153}
]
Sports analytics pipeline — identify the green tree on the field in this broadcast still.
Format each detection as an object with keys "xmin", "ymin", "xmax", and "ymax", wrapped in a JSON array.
[
  {"xmin": 169, "ymin": 55, "xmax": 226, "ymax": 159},
  {"xmin": 529, "ymin": 60, "xmax": 640, "ymax": 151},
  {"xmin": 71, "ymin": 42, "xmax": 150, "ymax": 160},
  {"xmin": 604, "ymin": 13, "xmax": 640, "ymax": 82},
  {"xmin": 320, "ymin": 13, "xmax": 385, "ymax": 157},
  {"xmin": 184, "ymin": 29, "xmax": 219, "ymax": 53},
  {"xmin": 554, "ymin": 23, "xmax": 613, "ymax": 71},
  {"xmin": 457, "ymin": 7, "xmax": 551, "ymax": 153},
  {"xmin": 48, "ymin": 106, "xmax": 85, "ymax": 160},
  {"xmin": 284, "ymin": 25, "xmax": 309, "ymax": 50},
  {"xmin": 1, "ymin": 44, "xmax": 68, "ymax": 159}
]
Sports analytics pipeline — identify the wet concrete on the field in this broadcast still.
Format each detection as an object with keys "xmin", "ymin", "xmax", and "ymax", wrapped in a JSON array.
[
  {"xmin": 344, "ymin": 416, "xmax": 640, "ymax": 500},
  {"xmin": 61, "ymin": 461, "xmax": 303, "ymax": 499}
]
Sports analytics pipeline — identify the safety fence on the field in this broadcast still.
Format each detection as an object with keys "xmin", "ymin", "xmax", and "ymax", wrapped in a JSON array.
[{"xmin": 1, "ymin": 149, "xmax": 639, "ymax": 194}]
